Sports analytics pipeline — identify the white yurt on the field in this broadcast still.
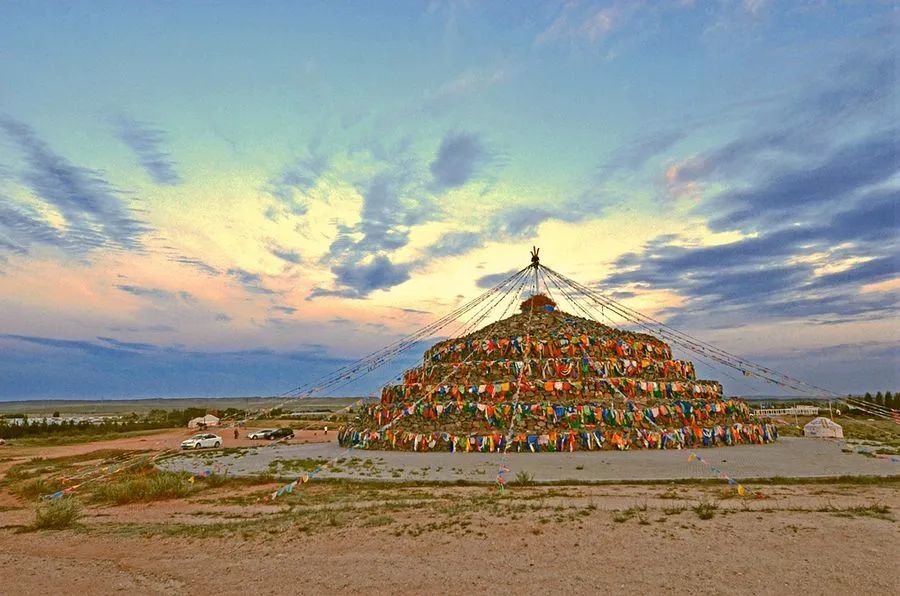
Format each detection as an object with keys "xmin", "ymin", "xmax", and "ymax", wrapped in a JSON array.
[
  {"xmin": 803, "ymin": 417, "xmax": 843, "ymax": 439},
  {"xmin": 188, "ymin": 414, "xmax": 221, "ymax": 429}
]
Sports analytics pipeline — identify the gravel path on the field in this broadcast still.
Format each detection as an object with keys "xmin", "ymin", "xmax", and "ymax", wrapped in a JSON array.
[{"xmin": 160, "ymin": 437, "xmax": 898, "ymax": 482}]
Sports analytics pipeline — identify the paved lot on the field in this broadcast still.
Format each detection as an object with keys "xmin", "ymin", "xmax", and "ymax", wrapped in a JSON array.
[{"xmin": 161, "ymin": 437, "xmax": 899, "ymax": 482}]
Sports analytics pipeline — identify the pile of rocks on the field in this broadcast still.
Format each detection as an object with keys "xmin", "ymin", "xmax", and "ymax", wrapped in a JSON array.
[{"xmin": 340, "ymin": 296, "xmax": 777, "ymax": 452}]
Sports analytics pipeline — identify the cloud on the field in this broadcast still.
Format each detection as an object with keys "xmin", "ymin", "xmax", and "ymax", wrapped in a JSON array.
[
  {"xmin": 707, "ymin": 128, "xmax": 899, "ymax": 232},
  {"xmin": 310, "ymin": 255, "xmax": 414, "ymax": 300},
  {"xmin": 226, "ymin": 268, "xmax": 276, "ymax": 295},
  {"xmin": 599, "ymin": 130, "xmax": 686, "ymax": 175},
  {"xmin": 429, "ymin": 132, "xmax": 488, "ymax": 191},
  {"xmin": 0, "ymin": 333, "xmax": 351, "ymax": 399},
  {"xmin": 0, "ymin": 200, "xmax": 69, "ymax": 254},
  {"xmin": 667, "ymin": 51, "xmax": 895, "ymax": 193},
  {"xmin": 265, "ymin": 153, "xmax": 329, "ymax": 219},
  {"xmin": 106, "ymin": 324, "xmax": 175, "ymax": 333},
  {"xmin": 424, "ymin": 67, "xmax": 509, "ymax": 114},
  {"xmin": 314, "ymin": 154, "xmax": 434, "ymax": 298},
  {"xmin": 475, "ymin": 268, "xmax": 520, "ymax": 289},
  {"xmin": 112, "ymin": 116, "xmax": 181, "ymax": 185},
  {"xmin": 169, "ymin": 254, "xmax": 219, "ymax": 276},
  {"xmin": 602, "ymin": 188, "xmax": 899, "ymax": 326},
  {"xmin": 0, "ymin": 117, "xmax": 149, "ymax": 253},
  {"xmin": 270, "ymin": 305, "xmax": 297, "ymax": 315},
  {"xmin": 115, "ymin": 284, "xmax": 196, "ymax": 303},
  {"xmin": 424, "ymin": 230, "xmax": 485, "ymax": 257},
  {"xmin": 535, "ymin": 2, "xmax": 644, "ymax": 48},
  {"xmin": 214, "ymin": 313, "xmax": 232, "ymax": 322},
  {"xmin": 491, "ymin": 189, "xmax": 610, "ymax": 238},
  {"xmin": 268, "ymin": 243, "xmax": 303, "ymax": 265},
  {"xmin": 96, "ymin": 336, "xmax": 159, "ymax": 351}
]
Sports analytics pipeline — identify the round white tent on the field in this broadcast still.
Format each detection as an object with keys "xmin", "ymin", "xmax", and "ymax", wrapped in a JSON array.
[
  {"xmin": 188, "ymin": 414, "xmax": 221, "ymax": 429},
  {"xmin": 803, "ymin": 417, "xmax": 843, "ymax": 439}
]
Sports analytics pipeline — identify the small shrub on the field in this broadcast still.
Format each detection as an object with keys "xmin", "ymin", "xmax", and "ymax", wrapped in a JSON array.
[
  {"xmin": 14, "ymin": 477, "xmax": 64, "ymax": 500},
  {"xmin": 513, "ymin": 471, "xmax": 534, "ymax": 486},
  {"xmin": 693, "ymin": 500, "xmax": 719, "ymax": 520},
  {"xmin": 32, "ymin": 497, "xmax": 81, "ymax": 530}
]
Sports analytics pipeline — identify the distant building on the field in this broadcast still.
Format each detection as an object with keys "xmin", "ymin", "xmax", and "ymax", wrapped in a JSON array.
[
  {"xmin": 188, "ymin": 414, "xmax": 220, "ymax": 429},
  {"xmin": 755, "ymin": 405, "xmax": 820, "ymax": 417},
  {"xmin": 803, "ymin": 417, "xmax": 843, "ymax": 439}
]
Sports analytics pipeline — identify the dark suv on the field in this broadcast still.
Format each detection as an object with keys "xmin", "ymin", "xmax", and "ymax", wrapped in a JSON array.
[{"xmin": 267, "ymin": 427, "xmax": 294, "ymax": 440}]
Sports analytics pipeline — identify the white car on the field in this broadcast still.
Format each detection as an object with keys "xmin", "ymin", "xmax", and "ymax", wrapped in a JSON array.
[
  {"xmin": 180, "ymin": 433, "xmax": 222, "ymax": 449},
  {"xmin": 247, "ymin": 429, "xmax": 276, "ymax": 440}
]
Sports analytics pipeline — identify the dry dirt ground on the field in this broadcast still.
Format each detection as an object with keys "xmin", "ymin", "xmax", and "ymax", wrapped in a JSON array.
[
  {"xmin": 0, "ymin": 427, "xmax": 331, "ymax": 474},
  {"xmin": 1, "ymin": 432, "xmax": 898, "ymax": 594}
]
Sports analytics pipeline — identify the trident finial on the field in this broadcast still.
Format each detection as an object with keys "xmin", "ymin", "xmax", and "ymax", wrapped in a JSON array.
[{"xmin": 530, "ymin": 246, "xmax": 540, "ymax": 266}]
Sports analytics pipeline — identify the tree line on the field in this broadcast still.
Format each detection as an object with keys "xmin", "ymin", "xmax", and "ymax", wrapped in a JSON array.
[
  {"xmin": 858, "ymin": 391, "xmax": 898, "ymax": 410},
  {"xmin": 0, "ymin": 407, "xmax": 248, "ymax": 440}
]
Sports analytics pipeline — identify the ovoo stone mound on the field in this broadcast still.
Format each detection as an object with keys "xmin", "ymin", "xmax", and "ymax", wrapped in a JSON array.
[{"xmin": 339, "ymin": 295, "xmax": 777, "ymax": 452}]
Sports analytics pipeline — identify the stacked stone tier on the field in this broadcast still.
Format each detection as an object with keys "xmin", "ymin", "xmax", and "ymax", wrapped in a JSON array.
[
  {"xmin": 380, "ymin": 377, "xmax": 722, "ymax": 405},
  {"xmin": 404, "ymin": 357, "xmax": 698, "ymax": 386},
  {"xmin": 341, "ymin": 304, "xmax": 776, "ymax": 452},
  {"xmin": 425, "ymin": 333, "xmax": 673, "ymax": 364},
  {"xmin": 340, "ymin": 397, "xmax": 776, "ymax": 452}
]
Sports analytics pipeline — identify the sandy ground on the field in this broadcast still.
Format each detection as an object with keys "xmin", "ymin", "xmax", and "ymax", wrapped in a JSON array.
[
  {"xmin": 2, "ymin": 432, "xmax": 898, "ymax": 594},
  {"xmin": 0, "ymin": 427, "xmax": 331, "ymax": 474},
  {"xmin": 1, "ymin": 482, "xmax": 898, "ymax": 595},
  {"xmin": 161, "ymin": 437, "xmax": 900, "ymax": 482}
]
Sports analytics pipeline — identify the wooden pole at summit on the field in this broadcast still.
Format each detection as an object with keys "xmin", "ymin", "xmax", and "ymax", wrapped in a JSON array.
[{"xmin": 530, "ymin": 247, "xmax": 540, "ymax": 296}]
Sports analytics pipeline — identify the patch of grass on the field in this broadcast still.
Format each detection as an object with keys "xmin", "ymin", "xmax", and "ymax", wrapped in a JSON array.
[
  {"xmin": 267, "ymin": 458, "xmax": 329, "ymax": 474},
  {"xmin": 818, "ymin": 503, "xmax": 893, "ymax": 521},
  {"xmin": 89, "ymin": 468, "xmax": 192, "ymax": 505},
  {"xmin": 30, "ymin": 497, "xmax": 81, "ymax": 530},
  {"xmin": 693, "ymin": 500, "xmax": 719, "ymax": 520},
  {"xmin": 12, "ymin": 477, "xmax": 66, "ymax": 500},
  {"xmin": 660, "ymin": 486, "xmax": 680, "ymax": 500},
  {"xmin": 361, "ymin": 514, "xmax": 395, "ymax": 528},
  {"xmin": 513, "ymin": 471, "xmax": 534, "ymax": 486}
]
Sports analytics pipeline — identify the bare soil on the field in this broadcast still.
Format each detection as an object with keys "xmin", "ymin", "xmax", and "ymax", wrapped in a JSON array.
[
  {"xmin": 1, "ymin": 433, "xmax": 897, "ymax": 595},
  {"xmin": 2, "ymin": 477, "xmax": 899, "ymax": 594}
]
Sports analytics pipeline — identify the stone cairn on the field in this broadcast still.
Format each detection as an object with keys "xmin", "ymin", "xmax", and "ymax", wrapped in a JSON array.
[{"xmin": 339, "ymin": 295, "xmax": 777, "ymax": 452}]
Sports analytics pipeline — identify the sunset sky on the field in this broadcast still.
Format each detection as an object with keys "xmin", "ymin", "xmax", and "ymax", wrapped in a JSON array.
[{"xmin": 0, "ymin": 1, "xmax": 896, "ymax": 400}]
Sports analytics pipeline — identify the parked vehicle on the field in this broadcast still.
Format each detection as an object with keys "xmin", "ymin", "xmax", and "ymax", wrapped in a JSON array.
[
  {"xmin": 267, "ymin": 427, "xmax": 294, "ymax": 440},
  {"xmin": 180, "ymin": 433, "xmax": 222, "ymax": 449},
  {"xmin": 247, "ymin": 429, "xmax": 276, "ymax": 440}
]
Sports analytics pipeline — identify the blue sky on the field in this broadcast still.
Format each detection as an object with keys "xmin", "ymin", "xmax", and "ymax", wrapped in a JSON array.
[{"xmin": 0, "ymin": 1, "xmax": 896, "ymax": 399}]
